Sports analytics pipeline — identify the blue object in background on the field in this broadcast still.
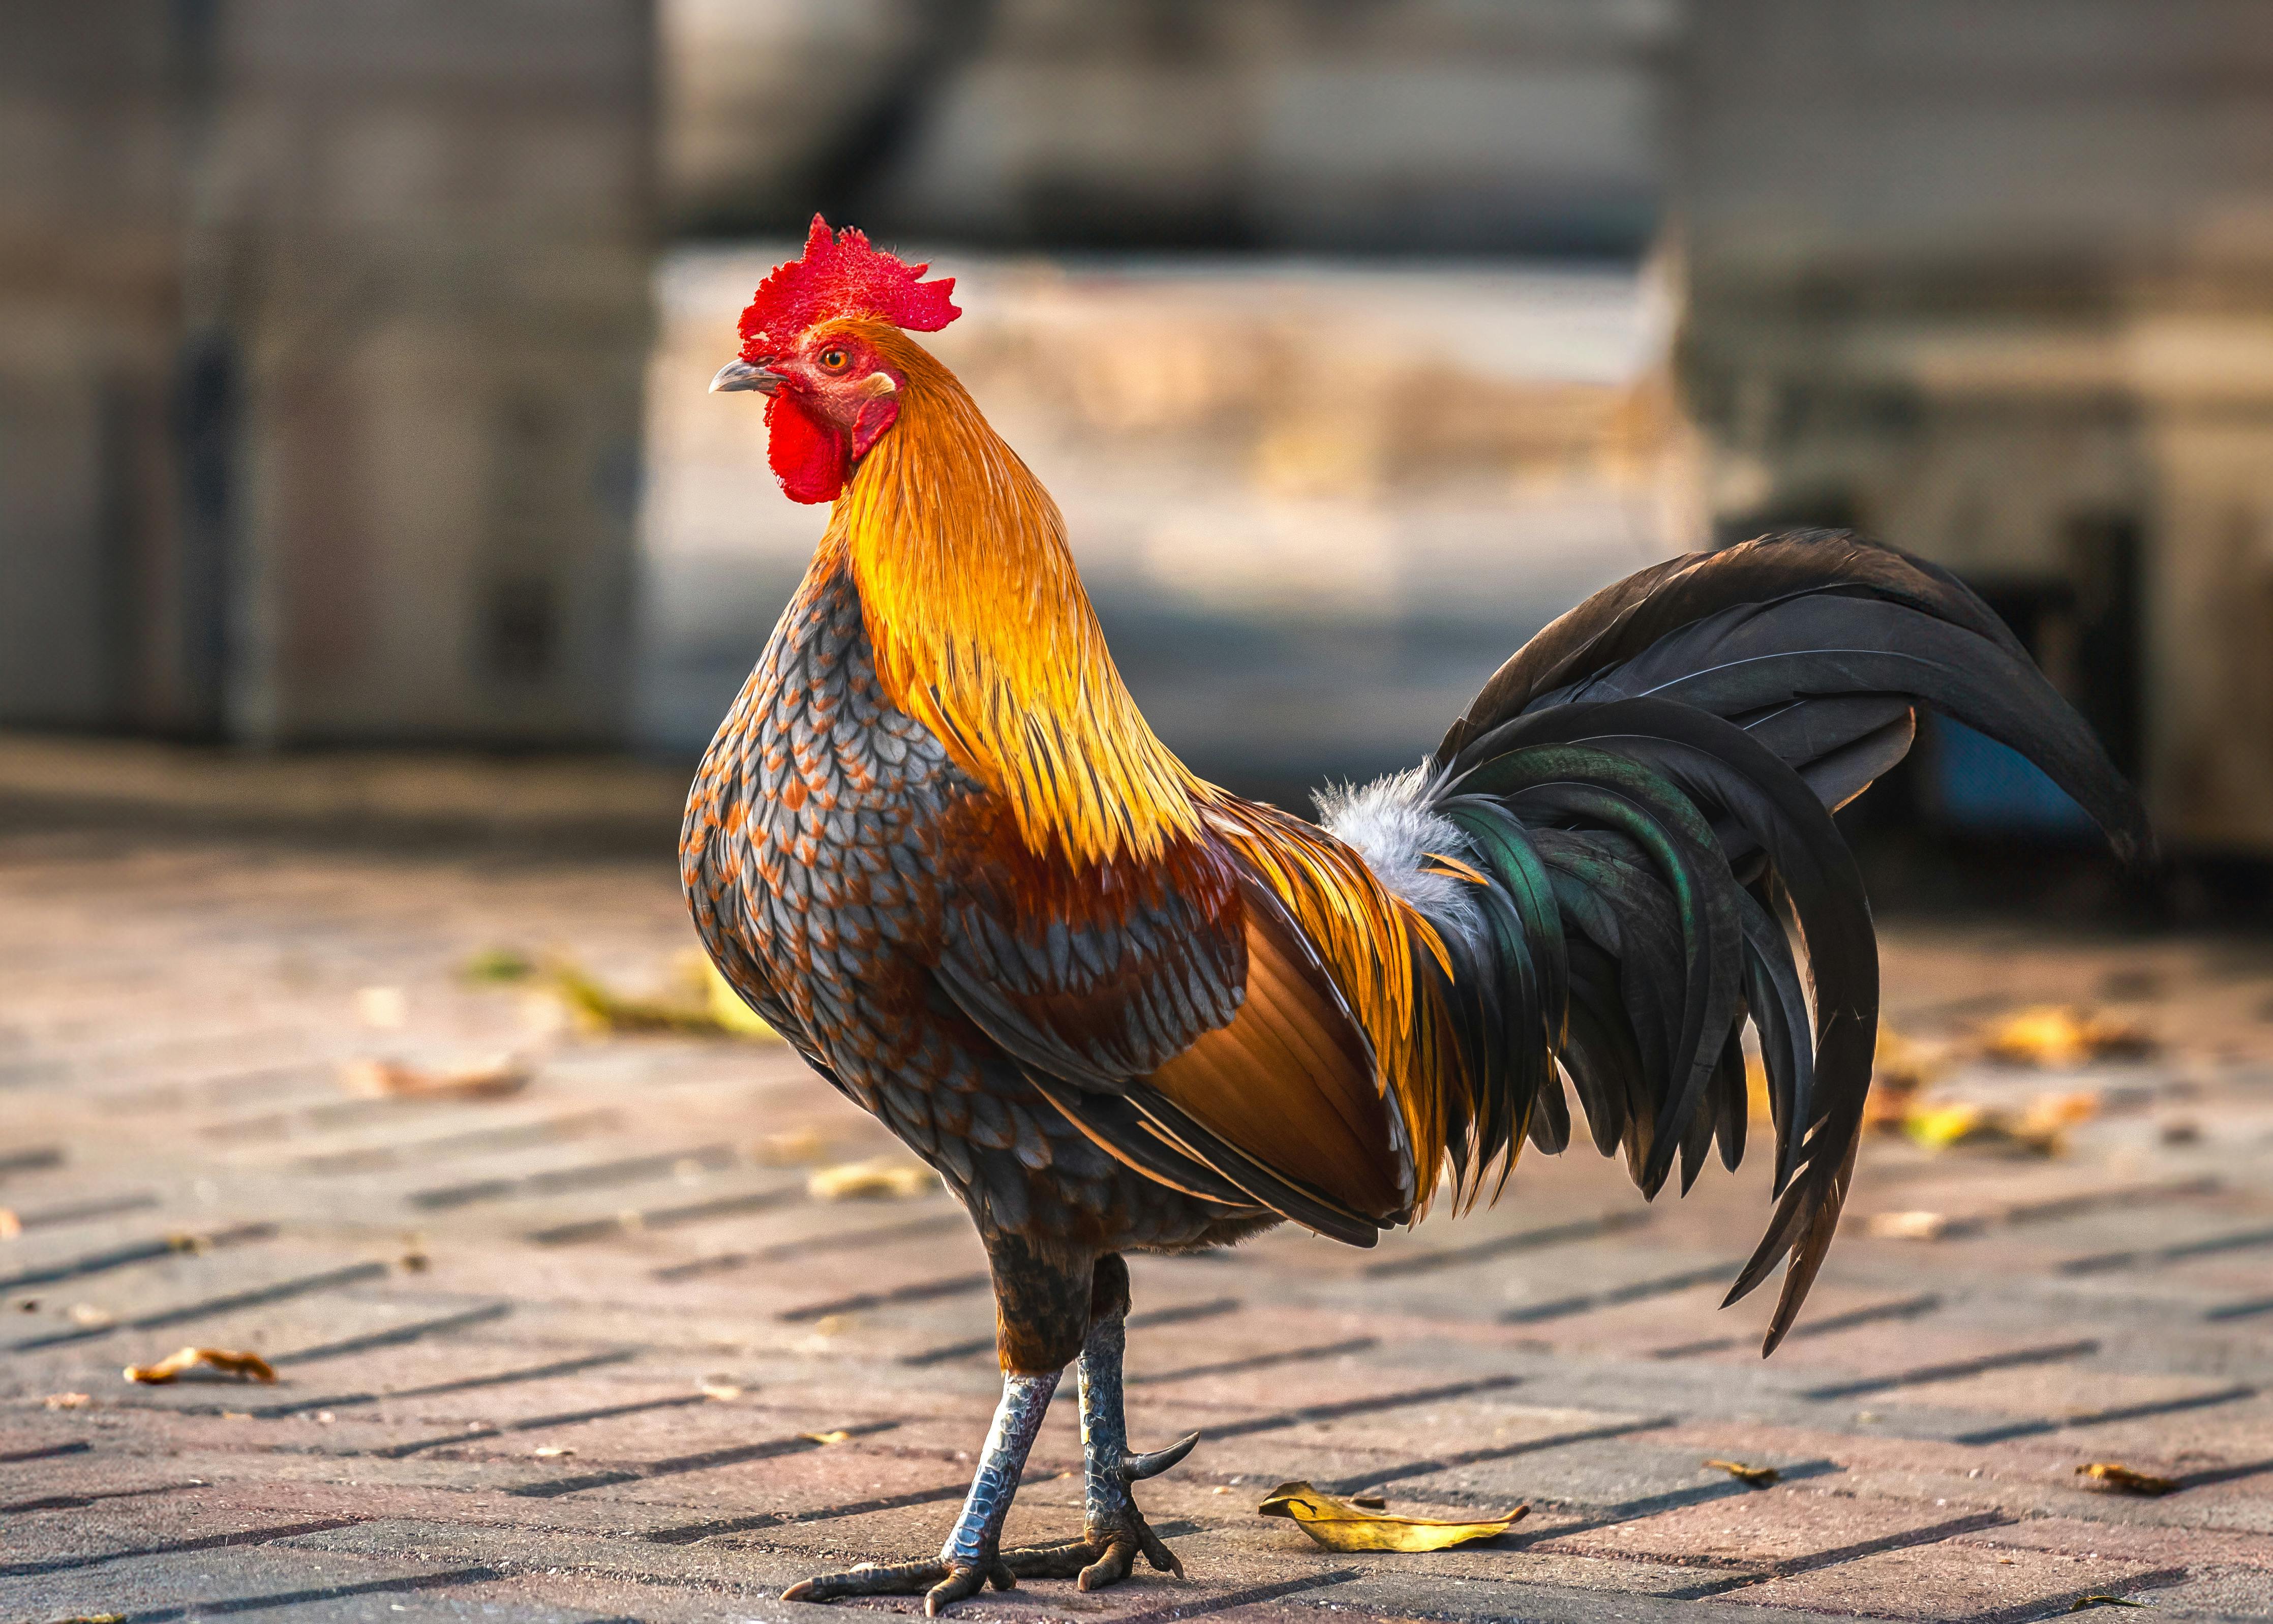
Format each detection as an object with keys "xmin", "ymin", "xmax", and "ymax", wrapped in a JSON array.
[{"xmin": 1928, "ymin": 717, "xmax": 2098, "ymax": 839}]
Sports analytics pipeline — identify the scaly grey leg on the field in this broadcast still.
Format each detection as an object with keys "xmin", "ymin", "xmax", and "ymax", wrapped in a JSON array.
[
  {"xmin": 1004, "ymin": 1305, "xmax": 1198, "ymax": 1590},
  {"xmin": 783, "ymin": 1369, "xmax": 1059, "ymax": 1615},
  {"xmin": 942, "ymin": 1369, "xmax": 1059, "ymax": 1570}
]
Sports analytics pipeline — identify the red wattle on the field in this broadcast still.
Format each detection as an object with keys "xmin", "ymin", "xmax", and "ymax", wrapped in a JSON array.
[{"xmin": 767, "ymin": 395, "xmax": 848, "ymax": 504}]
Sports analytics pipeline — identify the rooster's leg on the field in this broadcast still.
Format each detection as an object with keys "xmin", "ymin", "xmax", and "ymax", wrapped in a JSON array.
[
  {"xmin": 784, "ymin": 1232, "xmax": 1093, "ymax": 1614},
  {"xmin": 781, "ymin": 1367, "xmax": 1057, "ymax": 1613},
  {"xmin": 1002, "ymin": 1254, "xmax": 1199, "ymax": 1590}
]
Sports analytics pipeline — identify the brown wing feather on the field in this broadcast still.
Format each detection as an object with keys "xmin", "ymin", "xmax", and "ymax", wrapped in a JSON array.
[{"xmin": 1142, "ymin": 876, "xmax": 1408, "ymax": 1224}]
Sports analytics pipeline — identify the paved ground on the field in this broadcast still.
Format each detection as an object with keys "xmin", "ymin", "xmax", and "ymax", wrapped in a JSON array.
[{"xmin": 5, "ymin": 821, "xmax": 2273, "ymax": 1624}]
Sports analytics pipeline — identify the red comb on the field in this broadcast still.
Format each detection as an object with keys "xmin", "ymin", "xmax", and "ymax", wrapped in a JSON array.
[{"xmin": 737, "ymin": 216, "xmax": 960, "ymax": 360}]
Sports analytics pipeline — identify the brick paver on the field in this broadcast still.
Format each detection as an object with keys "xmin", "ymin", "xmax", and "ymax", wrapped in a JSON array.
[{"xmin": 3, "ymin": 823, "xmax": 2270, "ymax": 1622}]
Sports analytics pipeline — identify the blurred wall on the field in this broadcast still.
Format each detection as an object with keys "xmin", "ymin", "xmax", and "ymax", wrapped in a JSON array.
[
  {"xmin": 0, "ymin": 1, "xmax": 653, "ymax": 747},
  {"xmin": 662, "ymin": 0, "xmax": 1677, "ymax": 254},
  {"xmin": 1677, "ymin": 0, "xmax": 2273, "ymax": 851}
]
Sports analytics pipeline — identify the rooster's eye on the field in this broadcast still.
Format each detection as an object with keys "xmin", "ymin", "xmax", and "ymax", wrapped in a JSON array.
[{"xmin": 819, "ymin": 347, "xmax": 849, "ymax": 371}]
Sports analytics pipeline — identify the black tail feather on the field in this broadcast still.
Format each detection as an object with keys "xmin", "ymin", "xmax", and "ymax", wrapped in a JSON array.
[{"xmin": 1403, "ymin": 529, "xmax": 2145, "ymax": 1354}]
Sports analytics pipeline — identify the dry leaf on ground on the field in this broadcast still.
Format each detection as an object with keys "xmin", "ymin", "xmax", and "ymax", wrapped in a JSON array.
[
  {"xmin": 339, "ymin": 1056, "xmax": 530, "ymax": 1101},
  {"xmin": 753, "ymin": 1126, "xmax": 832, "ymax": 1165},
  {"xmin": 123, "ymin": 1346, "xmax": 278, "ymax": 1385},
  {"xmin": 693, "ymin": 953, "xmax": 780, "ymax": 1038},
  {"xmin": 544, "ymin": 954, "xmax": 779, "ymax": 1040},
  {"xmin": 460, "ymin": 946, "xmax": 536, "ymax": 984},
  {"xmin": 1904, "ymin": 1101, "xmax": 1993, "ymax": 1150},
  {"xmin": 804, "ymin": 1429, "xmax": 852, "ymax": 1445},
  {"xmin": 1901, "ymin": 1091, "xmax": 2094, "ymax": 1157},
  {"xmin": 2076, "ymin": 1462, "xmax": 2178, "ymax": 1496},
  {"xmin": 699, "ymin": 1380, "xmax": 741, "ymax": 1401},
  {"xmin": 0, "ymin": 1208, "xmax": 19, "ymax": 1241},
  {"xmin": 44, "ymin": 1392, "xmax": 90, "ymax": 1409},
  {"xmin": 807, "ymin": 1157, "xmax": 937, "ymax": 1201},
  {"xmin": 1704, "ymin": 1458, "xmax": 1781, "ymax": 1487},
  {"xmin": 548, "ymin": 961, "xmax": 717, "ymax": 1035},
  {"xmin": 1865, "ymin": 1027, "xmax": 1948, "ymax": 1132},
  {"xmin": 1985, "ymin": 1006, "xmax": 2155, "ymax": 1068},
  {"xmin": 1257, "ymin": 1481, "xmax": 1527, "ymax": 1551}
]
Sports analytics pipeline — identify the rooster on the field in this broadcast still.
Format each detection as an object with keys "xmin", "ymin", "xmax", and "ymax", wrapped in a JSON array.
[{"xmin": 684, "ymin": 219, "xmax": 2146, "ymax": 1613}]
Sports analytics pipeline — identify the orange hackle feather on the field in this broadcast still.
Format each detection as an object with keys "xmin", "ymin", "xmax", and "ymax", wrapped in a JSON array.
[{"xmin": 810, "ymin": 319, "xmax": 1472, "ymax": 1220}]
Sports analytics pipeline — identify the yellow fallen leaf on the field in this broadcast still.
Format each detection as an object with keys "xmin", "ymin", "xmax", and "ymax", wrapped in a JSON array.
[
  {"xmin": 549, "ymin": 960, "xmax": 718, "ymax": 1036},
  {"xmin": 460, "ymin": 946, "xmax": 536, "ymax": 984},
  {"xmin": 1900, "ymin": 1092, "xmax": 2079, "ymax": 1158},
  {"xmin": 696, "ymin": 954, "xmax": 781, "ymax": 1039},
  {"xmin": 2076, "ymin": 1462, "xmax": 2177, "ymax": 1496},
  {"xmin": 804, "ymin": 1429, "xmax": 852, "ymax": 1445},
  {"xmin": 123, "ymin": 1346, "xmax": 278, "ymax": 1385},
  {"xmin": 1904, "ymin": 1101, "xmax": 1990, "ymax": 1149},
  {"xmin": 533, "ymin": 1446, "xmax": 574, "ymax": 1458},
  {"xmin": 1875, "ymin": 1025, "xmax": 1946, "ymax": 1088},
  {"xmin": 1986, "ymin": 1006, "xmax": 2154, "ymax": 1068},
  {"xmin": 753, "ymin": 1126, "xmax": 833, "ymax": 1165},
  {"xmin": 1257, "ymin": 1481, "xmax": 1526, "ymax": 1551},
  {"xmin": 1704, "ymin": 1458, "xmax": 1780, "ymax": 1487},
  {"xmin": 807, "ymin": 1157, "xmax": 937, "ymax": 1202},
  {"xmin": 1866, "ymin": 1210, "xmax": 1952, "ymax": 1241},
  {"xmin": 44, "ymin": 1392, "xmax": 90, "ymax": 1409},
  {"xmin": 545, "ymin": 955, "xmax": 779, "ymax": 1040},
  {"xmin": 339, "ymin": 1056, "xmax": 530, "ymax": 1101},
  {"xmin": 699, "ymin": 1381, "xmax": 742, "ymax": 1401}
]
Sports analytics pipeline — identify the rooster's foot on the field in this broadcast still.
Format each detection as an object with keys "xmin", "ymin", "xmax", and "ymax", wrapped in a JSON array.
[
  {"xmin": 781, "ymin": 1557, "xmax": 1013, "ymax": 1614},
  {"xmin": 1004, "ymin": 1501, "xmax": 1186, "ymax": 1591}
]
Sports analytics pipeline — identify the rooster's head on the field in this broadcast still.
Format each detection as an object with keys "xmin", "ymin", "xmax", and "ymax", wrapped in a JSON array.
[{"xmin": 712, "ymin": 216, "xmax": 961, "ymax": 504}]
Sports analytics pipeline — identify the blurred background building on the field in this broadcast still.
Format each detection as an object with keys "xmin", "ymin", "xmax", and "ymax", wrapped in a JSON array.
[
  {"xmin": 0, "ymin": 1, "xmax": 652, "ymax": 748},
  {"xmin": 1680, "ymin": 0, "xmax": 2273, "ymax": 854},
  {"xmin": 6, "ymin": 0, "xmax": 2273, "ymax": 857}
]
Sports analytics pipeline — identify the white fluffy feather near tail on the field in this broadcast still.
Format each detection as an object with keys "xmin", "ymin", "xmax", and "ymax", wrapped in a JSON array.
[{"xmin": 1314, "ymin": 765, "xmax": 1482, "ymax": 939}]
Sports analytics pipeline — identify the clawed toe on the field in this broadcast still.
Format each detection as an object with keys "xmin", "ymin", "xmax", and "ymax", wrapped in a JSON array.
[
  {"xmin": 1134, "ymin": 1518, "xmax": 1185, "ymax": 1578},
  {"xmin": 782, "ymin": 1558, "xmax": 1012, "ymax": 1612},
  {"xmin": 1002, "ymin": 1539, "xmax": 1096, "ymax": 1580},
  {"xmin": 1002, "ymin": 1511, "xmax": 1184, "ymax": 1596},
  {"xmin": 1077, "ymin": 1535, "xmax": 1135, "ymax": 1591}
]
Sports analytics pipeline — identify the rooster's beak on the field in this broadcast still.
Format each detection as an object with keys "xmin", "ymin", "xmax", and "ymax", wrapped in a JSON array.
[{"xmin": 709, "ymin": 358, "xmax": 782, "ymax": 396}]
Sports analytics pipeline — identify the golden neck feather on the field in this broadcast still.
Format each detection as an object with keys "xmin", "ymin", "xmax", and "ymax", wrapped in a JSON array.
[{"xmin": 820, "ymin": 324, "xmax": 1204, "ymax": 865}]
